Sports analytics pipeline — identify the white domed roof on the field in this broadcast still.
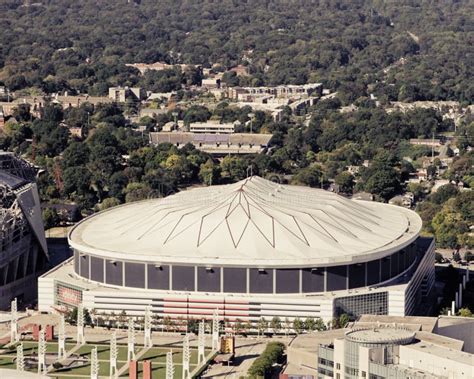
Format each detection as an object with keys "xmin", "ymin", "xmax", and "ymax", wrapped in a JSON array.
[{"xmin": 69, "ymin": 176, "xmax": 422, "ymax": 267}]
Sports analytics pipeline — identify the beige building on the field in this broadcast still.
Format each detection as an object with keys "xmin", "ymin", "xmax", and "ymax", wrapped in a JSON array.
[
  {"xmin": 286, "ymin": 315, "xmax": 474, "ymax": 379},
  {"xmin": 108, "ymin": 87, "xmax": 146, "ymax": 102},
  {"xmin": 149, "ymin": 132, "xmax": 272, "ymax": 154},
  {"xmin": 189, "ymin": 121, "xmax": 236, "ymax": 134},
  {"xmin": 225, "ymin": 83, "xmax": 323, "ymax": 101}
]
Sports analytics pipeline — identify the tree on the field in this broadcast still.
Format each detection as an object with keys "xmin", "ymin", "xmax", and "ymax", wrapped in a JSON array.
[
  {"xmin": 292, "ymin": 165, "xmax": 323, "ymax": 187},
  {"xmin": 42, "ymin": 207, "xmax": 60, "ymax": 229},
  {"xmin": 335, "ymin": 171, "xmax": 355, "ymax": 193},
  {"xmin": 457, "ymin": 308, "xmax": 473, "ymax": 317},
  {"xmin": 62, "ymin": 142, "xmax": 90, "ymax": 168},
  {"xmin": 63, "ymin": 166, "xmax": 92, "ymax": 197},
  {"xmin": 124, "ymin": 182, "xmax": 153, "ymax": 203},
  {"xmin": 118, "ymin": 310, "xmax": 128, "ymax": 328},
  {"xmin": 363, "ymin": 167, "xmax": 400, "ymax": 200},
  {"xmin": 234, "ymin": 319, "xmax": 244, "ymax": 335},
  {"xmin": 464, "ymin": 251, "xmax": 474, "ymax": 263},
  {"xmin": 430, "ymin": 184, "xmax": 459, "ymax": 205},
  {"xmin": 187, "ymin": 319, "xmax": 200, "ymax": 335},
  {"xmin": 99, "ymin": 197, "xmax": 121, "ymax": 210},
  {"xmin": 163, "ymin": 316, "xmax": 174, "ymax": 333},
  {"xmin": 12, "ymin": 104, "xmax": 31, "ymax": 122},
  {"xmin": 257, "ymin": 318, "xmax": 267, "ymax": 337},
  {"xmin": 199, "ymin": 159, "xmax": 220, "ymax": 185},
  {"xmin": 336, "ymin": 313, "xmax": 350, "ymax": 328},
  {"xmin": 292, "ymin": 317, "xmax": 304, "ymax": 334},
  {"xmin": 220, "ymin": 156, "xmax": 247, "ymax": 181},
  {"xmin": 270, "ymin": 316, "xmax": 282, "ymax": 335}
]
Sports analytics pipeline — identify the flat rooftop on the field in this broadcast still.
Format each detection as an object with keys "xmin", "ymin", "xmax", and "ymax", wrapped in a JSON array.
[
  {"xmin": 289, "ymin": 329, "xmax": 347, "ymax": 354},
  {"xmin": 406, "ymin": 341, "xmax": 474, "ymax": 366},
  {"xmin": 356, "ymin": 315, "xmax": 438, "ymax": 332}
]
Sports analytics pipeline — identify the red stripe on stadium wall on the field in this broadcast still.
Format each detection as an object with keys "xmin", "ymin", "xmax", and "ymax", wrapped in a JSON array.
[{"xmin": 188, "ymin": 299, "xmax": 225, "ymax": 304}]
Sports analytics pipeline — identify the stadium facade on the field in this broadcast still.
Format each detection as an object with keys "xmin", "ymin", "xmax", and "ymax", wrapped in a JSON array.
[
  {"xmin": 0, "ymin": 152, "xmax": 48, "ymax": 309},
  {"xmin": 39, "ymin": 176, "xmax": 434, "ymax": 323}
]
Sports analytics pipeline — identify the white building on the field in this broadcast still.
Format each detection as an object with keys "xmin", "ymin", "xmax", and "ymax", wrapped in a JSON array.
[
  {"xmin": 287, "ymin": 315, "xmax": 474, "ymax": 379},
  {"xmin": 189, "ymin": 121, "xmax": 236, "ymax": 134},
  {"xmin": 39, "ymin": 177, "xmax": 434, "ymax": 324}
]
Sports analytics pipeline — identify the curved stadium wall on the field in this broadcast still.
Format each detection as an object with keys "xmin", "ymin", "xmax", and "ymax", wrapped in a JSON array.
[{"xmin": 72, "ymin": 241, "xmax": 420, "ymax": 295}]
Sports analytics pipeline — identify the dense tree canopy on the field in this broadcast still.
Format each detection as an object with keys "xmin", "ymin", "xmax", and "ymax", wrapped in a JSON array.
[{"xmin": 0, "ymin": 0, "xmax": 472, "ymax": 102}]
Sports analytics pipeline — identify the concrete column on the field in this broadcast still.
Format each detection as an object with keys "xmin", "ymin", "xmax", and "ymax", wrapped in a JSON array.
[
  {"xmin": 455, "ymin": 292, "xmax": 459, "ymax": 308},
  {"xmin": 129, "ymin": 360, "xmax": 138, "ymax": 379},
  {"xmin": 463, "ymin": 275, "xmax": 466, "ymax": 290},
  {"xmin": 459, "ymin": 283, "xmax": 463, "ymax": 307},
  {"xmin": 143, "ymin": 361, "xmax": 152, "ymax": 379},
  {"xmin": 452, "ymin": 300, "xmax": 456, "ymax": 315}
]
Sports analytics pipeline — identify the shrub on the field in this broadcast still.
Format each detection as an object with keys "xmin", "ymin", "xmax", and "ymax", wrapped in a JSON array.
[{"xmin": 248, "ymin": 342, "xmax": 285, "ymax": 378}]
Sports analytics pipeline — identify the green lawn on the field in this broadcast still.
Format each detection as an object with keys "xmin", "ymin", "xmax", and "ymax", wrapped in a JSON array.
[
  {"xmin": 0, "ymin": 342, "xmax": 203, "ymax": 379},
  {"xmin": 141, "ymin": 347, "xmax": 209, "ymax": 365},
  {"xmin": 0, "ymin": 356, "xmax": 15, "ymax": 370},
  {"xmin": 51, "ymin": 362, "xmax": 111, "ymax": 376}
]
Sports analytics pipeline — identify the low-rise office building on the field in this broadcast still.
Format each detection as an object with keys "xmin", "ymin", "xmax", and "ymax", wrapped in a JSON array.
[{"xmin": 286, "ymin": 315, "xmax": 474, "ymax": 379}]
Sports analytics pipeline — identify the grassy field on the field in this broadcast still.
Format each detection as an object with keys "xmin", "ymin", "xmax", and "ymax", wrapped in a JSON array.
[{"xmin": 0, "ymin": 340, "xmax": 205, "ymax": 378}]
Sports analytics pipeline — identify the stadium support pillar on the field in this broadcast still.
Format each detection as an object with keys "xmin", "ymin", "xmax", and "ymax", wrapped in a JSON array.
[
  {"xmin": 38, "ymin": 329, "xmax": 47, "ymax": 374},
  {"xmin": 127, "ymin": 319, "xmax": 136, "ymax": 362},
  {"xmin": 129, "ymin": 360, "xmax": 138, "ymax": 379},
  {"xmin": 182, "ymin": 334, "xmax": 190, "ymax": 379},
  {"xmin": 144, "ymin": 306, "xmax": 153, "ymax": 348},
  {"xmin": 452, "ymin": 301, "xmax": 456, "ymax": 315},
  {"xmin": 16, "ymin": 343, "xmax": 24, "ymax": 372},
  {"xmin": 32, "ymin": 324, "xmax": 40, "ymax": 341},
  {"xmin": 463, "ymin": 275, "xmax": 466, "ymax": 290},
  {"xmin": 166, "ymin": 351, "xmax": 174, "ymax": 379},
  {"xmin": 143, "ymin": 360, "xmax": 152, "ymax": 379},
  {"xmin": 58, "ymin": 315, "xmax": 66, "ymax": 359},
  {"xmin": 110, "ymin": 331, "xmax": 118, "ymax": 377},
  {"xmin": 198, "ymin": 320, "xmax": 205, "ymax": 364},
  {"xmin": 10, "ymin": 298, "xmax": 18, "ymax": 344},
  {"xmin": 459, "ymin": 283, "xmax": 463, "ymax": 307},
  {"xmin": 45, "ymin": 325, "xmax": 54, "ymax": 341},
  {"xmin": 91, "ymin": 346, "xmax": 99, "ymax": 379},
  {"xmin": 77, "ymin": 304, "xmax": 85, "ymax": 345}
]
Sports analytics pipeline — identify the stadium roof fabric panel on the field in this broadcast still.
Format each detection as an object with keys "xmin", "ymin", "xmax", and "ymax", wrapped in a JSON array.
[{"xmin": 69, "ymin": 176, "xmax": 422, "ymax": 267}]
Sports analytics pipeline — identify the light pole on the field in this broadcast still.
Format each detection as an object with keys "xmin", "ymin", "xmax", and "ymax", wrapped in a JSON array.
[{"xmin": 248, "ymin": 112, "xmax": 255, "ymax": 134}]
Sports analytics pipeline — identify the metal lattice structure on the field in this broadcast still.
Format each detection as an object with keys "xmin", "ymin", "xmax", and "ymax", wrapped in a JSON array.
[
  {"xmin": 182, "ymin": 334, "xmax": 190, "ymax": 379},
  {"xmin": 166, "ymin": 351, "xmax": 174, "ymax": 379},
  {"xmin": 0, "ymin": 152, "xmax": 36, "ymax": 181},
  {"xmin": 144, "ymin": 306, "xmax": 153, "ymax": 348},
  {"xmin": 110, "ymin": 331, "xmax": 118, "ymax": 377},
  {"xmin": 10, "ymin": 298, "xmax": 18, "ymax": 343},
  {"xmin": 38, "ymin": 328, "xmax": 46, "ymax": 374},
  {"xmin": 58, "ymin": 314, "xmax": 66, "ymax": 359},
  {"xmin": 0, "ymin": 154, "xmax": 48, "ymax": 310},
  {"xmin": 212, "ymin": 309, "xmax": 220, "ymax": 351},
  {"xmin": 198, "ymin": 321, "xmax": 205, "ymax": 364},
  {"xmin": 77, "ymin": 304, "xmax": 85, "ymax": 345},
  {"xmin": 91, "ymin": 346, "xmax": 99, "ymax": 379},
  {"xmin": 16, "ymin": 342, "xmax": 24, "ymax": 372},
  {"xmin": 127, "ymin": 318, "xmax": 136, "ymax": 361}
]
